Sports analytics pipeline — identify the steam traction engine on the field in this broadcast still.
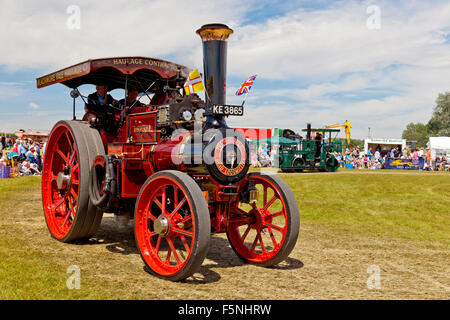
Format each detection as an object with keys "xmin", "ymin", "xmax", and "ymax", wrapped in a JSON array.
[
  {"xmin": 279, "ymin": 124, "xmax": 342, "ymax": 172},
  {"xmin": 38, "ymin": 24, "xmax": 300, "ymax": 281}
]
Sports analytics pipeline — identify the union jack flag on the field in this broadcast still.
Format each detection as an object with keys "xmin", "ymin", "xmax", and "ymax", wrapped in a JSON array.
[{"xmin": 235, "ymin": 74, "xmax": 257, "ymax": 96}]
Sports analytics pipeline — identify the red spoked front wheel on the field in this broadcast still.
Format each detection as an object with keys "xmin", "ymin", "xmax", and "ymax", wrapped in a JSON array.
[
  {"xmin": 42, "ymin": 120, "xmax": 105, "ymax": 242},
  {"xmin": 134, "ymin": 171, "xmax": 210, "ymax": 281},
  {"xmin": 227, "ymin": 172, "xmax": 300, "ymax": 266}
]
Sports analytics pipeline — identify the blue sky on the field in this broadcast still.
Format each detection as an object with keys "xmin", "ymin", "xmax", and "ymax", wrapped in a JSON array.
[{"xmin": 1, "ymin": 0, "xmax": 450, "ymax": 139}]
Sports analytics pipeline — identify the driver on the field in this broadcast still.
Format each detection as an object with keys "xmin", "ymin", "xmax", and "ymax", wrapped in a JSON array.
[
  {"xmin": 86, "ymin": 84, "xmax": 117, "ymax": 113},
  {"xmin": 314, "ymin": 132, "xmax": 322, "ymax": 158}
]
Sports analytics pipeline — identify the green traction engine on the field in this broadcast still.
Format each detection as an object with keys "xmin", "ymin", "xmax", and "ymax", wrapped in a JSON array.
[{"xmin": 279, "ymin": 123, "xmax": 342, "ymax": 172}]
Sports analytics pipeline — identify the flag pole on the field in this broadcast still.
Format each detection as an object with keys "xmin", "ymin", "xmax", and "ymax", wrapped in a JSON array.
[
  {"xmin": 241, "ymin": 89, "xmax": 254, "ymax": 106},
  {"xmin": 241, "ymin": 92, "xmax": 249, "ymax": 107}
]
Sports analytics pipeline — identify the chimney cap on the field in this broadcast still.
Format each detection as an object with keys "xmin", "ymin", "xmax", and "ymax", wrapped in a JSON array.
[
  {"xmin": 196, "ymin": 23, "xmax": 233, "ymax": 42},
  {"xmin": 198, "ymin": 23, "xmax": 230, "ymax": 29}
]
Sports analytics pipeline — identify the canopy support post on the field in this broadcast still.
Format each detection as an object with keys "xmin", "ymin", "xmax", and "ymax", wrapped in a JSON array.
[{"xmin": 72, "ymin": 96, "xmax": 76, "ymax": 120}]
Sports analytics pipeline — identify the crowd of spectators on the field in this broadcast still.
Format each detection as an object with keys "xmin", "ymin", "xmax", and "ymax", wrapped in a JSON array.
[
  {"xmin": 249, "ymin": 144, "xmax": 279, "ymax": 168},
  {"xmin": 1, "ymin": 134, "xmax": 449, "ymax": 176},
  {"xmin": 0, "ymin": 136, "xmax": 44, "ymax": 176},
  {"xmin": 248, "ymin": 142, "xmax": 449, "ymax": 171},
  {"xmin": 333, "ymin": 145, "xmax": 448, "ymax": 171}
]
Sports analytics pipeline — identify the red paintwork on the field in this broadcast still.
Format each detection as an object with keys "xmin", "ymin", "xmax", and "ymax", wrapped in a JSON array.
[
  {"xmin": 121, "ymin": 159, "xmax": 155, "ymax": 197},
  {"xmin": 127, "ymin": 112, "xmax": 158, "ymax": 144},
  {"xmin": 235, "ymin": 128, "xmax": 272, "ymax": 140},
  {"xmin": 152, "ymin": 134, "xmax": 187, "ymax": 172}
]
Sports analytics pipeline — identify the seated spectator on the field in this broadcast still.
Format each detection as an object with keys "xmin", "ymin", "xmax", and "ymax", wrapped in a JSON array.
[
  {"xmin": 335, "ymin": 152, "xmax": 345, "ymax": 168},
  {"xmin": 434, "ymin": 157, "xmax": 441, "ymax": 170},
  {"xmin": 26, "ymin": 148, "xmax": 38, "ymax": 165},
  {"xmin": 258, "ymin": 152, "xmax": 271, "ymax": 167},
  {"xmin": 30, "ymin": 162, "xmax": 40, "ymax": 175},
  {"xmin": 363, "ymin": 154, "xmax": 369, "ymax": 168},
  {"xmin": 439, "ymin": 156, "xmax": 448, "ymax": 171},
  {"xmin": 356, "ymin": 156, "xmax": 363, "ymax": 169},
  {"xmin": 375, "ymin": 160, "xmax": 382, "ymax": 170},
  {"xmin": 19, "ymin": 159, "xmax": 32, "ymax": 176}
]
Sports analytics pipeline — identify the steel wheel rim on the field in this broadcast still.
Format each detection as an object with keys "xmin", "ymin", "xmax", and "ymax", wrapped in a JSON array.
[
  {"xmin": 135, "ymin": 176, "xmax": 196, "ymax": 277},
  {"xmin": 228, "ymin": 176, "xmax": 288, "ymax": 263},
  {"xmin": 327, "ymin": 157, "xmax": 339, "ymax": 171},
  {"xmin": 42, "ymin": 124, "xmax": 79, "ymax": 239}
]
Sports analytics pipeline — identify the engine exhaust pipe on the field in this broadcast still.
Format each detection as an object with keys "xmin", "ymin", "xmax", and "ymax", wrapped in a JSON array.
[
  {"xmin": 306, "ymin": 123, "xmax": 311, "ymax": 140},
  {"xmin": 196, "ymin": 23, "xmax": 233, "ymax": 125}
]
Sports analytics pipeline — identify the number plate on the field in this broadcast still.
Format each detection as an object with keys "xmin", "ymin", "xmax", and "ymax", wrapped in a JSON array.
[{"xmin": 212, "ymin": 104, "xmax": 244, "ymax": 116}]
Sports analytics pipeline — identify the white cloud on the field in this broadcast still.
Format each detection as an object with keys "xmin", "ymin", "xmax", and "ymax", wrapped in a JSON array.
[
  {"xmin": 228, "ymin": 1, "xmax": 450, "ymax": 79},
  {"xmin": 29, "ymin": 102, "xmax": 39, "ymax": 109},
  {"xmin": 227, "ymin": 1, "xmax": 450, "ymax": 138},
  {"xmin": 0, "ymin": 0, "xmax": 250, "ymax": 70}
]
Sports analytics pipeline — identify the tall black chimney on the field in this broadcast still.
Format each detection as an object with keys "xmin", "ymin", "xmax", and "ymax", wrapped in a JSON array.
[
  {"xmin": 196, "ymin": 23, "xmax": 233, "ymax": 125},
  {"xmin": 306, "ymin": 123, "xmax": 311, "ymax": 140}
]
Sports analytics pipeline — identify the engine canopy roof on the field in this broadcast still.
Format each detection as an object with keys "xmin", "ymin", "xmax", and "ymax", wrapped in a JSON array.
[{"xmin": 36, "ymin": 57, "xmax": 191, "ymax": 92}]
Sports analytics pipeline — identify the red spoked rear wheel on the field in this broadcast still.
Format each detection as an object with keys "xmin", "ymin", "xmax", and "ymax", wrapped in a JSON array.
[
  {"xmin": 135, "ymin": 171, "xmax": 210, "ymax": 281},
  {"xmin": 42, "ymin": 120, "xmax": 105, "ymax": 242},
  {"xmin": 227, "ymin": 172, "xmax": 300, "ymax": 266}
]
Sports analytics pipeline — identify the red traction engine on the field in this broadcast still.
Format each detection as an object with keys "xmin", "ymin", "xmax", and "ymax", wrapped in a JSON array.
[{"xmin": 37, "ymin": 24, "xmax": 300, "ymax": 281}]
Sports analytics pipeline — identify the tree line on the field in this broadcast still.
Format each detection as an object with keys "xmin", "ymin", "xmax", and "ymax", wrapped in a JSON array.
[{"xmin": 402, "ymin": 92, "xmax": 450, "ymax": 148}]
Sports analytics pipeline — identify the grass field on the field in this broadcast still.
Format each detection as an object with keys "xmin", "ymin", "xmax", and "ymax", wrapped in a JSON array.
[{"xmin": 0, "ymin": 170, "xmax": 449, "ymax": 299}]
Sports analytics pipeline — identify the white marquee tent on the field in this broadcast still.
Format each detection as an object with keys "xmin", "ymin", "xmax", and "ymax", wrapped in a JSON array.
[
  {"xmin": 364, "ymin": 138, "xmax": 406, "ymax": 154},
  {"xmin": 427, "ymin": 137, "xmax": 450, "ymax": 157}
]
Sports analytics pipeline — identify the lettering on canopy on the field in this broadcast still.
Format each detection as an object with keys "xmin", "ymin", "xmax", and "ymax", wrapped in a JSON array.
[
  {"xmin": 92, "ymin": 57, "xmax": 179, "ymax": 76},
  {"xmin": 36, "ymin": 62, "xmax": 90, "ymax": 88},
  {"xmin": 36, "ymin": 57, "xmax": 190, "ymax": 89}
]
